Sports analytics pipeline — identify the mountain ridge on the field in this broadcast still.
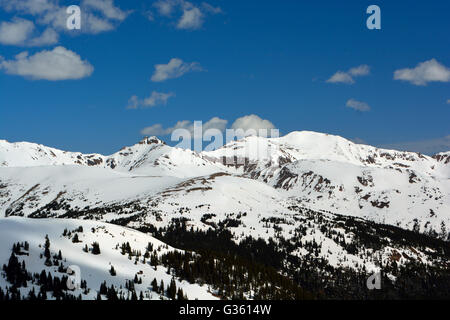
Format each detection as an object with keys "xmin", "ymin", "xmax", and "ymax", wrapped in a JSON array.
[
  {"xmin": 0, "ymin": 131, "xmax": 449, "ymax": 240},
  {"xmin": 1, "ymin": 131, "xmax": 449, "ymax": 169}
]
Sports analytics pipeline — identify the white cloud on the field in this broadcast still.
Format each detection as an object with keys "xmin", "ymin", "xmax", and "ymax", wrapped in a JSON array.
[
  {"xmin": 346, "ymin": 99, "xmax": 371, "ymax": 112},
  {"xmin": 127, "ymin": 95, "xmax": 140, "ymax": 110},
  {"xmin": 0, "ymin": 0, "xmax": 55, "ymax": 15},
  {"xmin": 447, "ymin": 99, "xmax": 450, "ymax": 104},
  {"xmin": 202, "ymin": 117, "xmax": 228, "ymax": 133},
  {"xmin": 394, "ymin": 59, "xmax": 450, "ymax": 86},
  {"xmin": 327, "ymin": 71, "xmax": 355, "ymax": 84},
  {"xmin": 82, "ymin": 12, "xmax": 117, "ymax": 34},
  {"xmin": 177, "ymin": 7, "xmax": 203, "ymax": 30},
  {"xmin": 380, "ymin": 135, "xmax": 450, "ymax": 155},
  {"xmin": 0, "ymin": 18, "xmax": 58, "ymax": 46},
  {"xmin": 82, "ymin": 0, "xmax": 130, "ymax": 21},
  {"xmin": 151, "ymin": 58, "xmax": 202, "ymax": 82},
  {"xmin": 348, "ymin": 65, "xmax": 370, "ymax": 76},
  {"xmin": 36, "ymin": 5, "xmax": 110, "ymax": 35},
  {"xmin": 144, "ymin": 91, "xmax": 174, "ymax": 107},
  {"xmin": 140, "ymin": 124, "xmax": 167, "ymax": 136},
  {"xmin": 153, "ymin": 0, "xmax": 176, "ymax": 17},
  {"xmin": 231, "ymin": 114, "xmax": 276, "ymax": 134},
  {"xmin": 28, "ymin": 27, "xmax": 59, "ymax": 46},
  {"xmin": 36, "ymin": 5, "xmax": 69, "ymax": 31},
  {"xmin": 145, "ymin": 11, "xmax": 155, "ymax": 21},
  {"xmin": 327, "ymin": 64, "xmax": 371, "ymax": 84},
  {"xmin": 0, "ymin": 18, "xmax": 34, "ymax": 45},
  {"xmin": 201, "ymin": 3, "xmax": 222, "ymax": 14},
  {"xmin": 140, "ymin": 114, "xmax": 276, "ymax": 140},
  {"xmin": 127, "ymin": 91, "xmax": 175, "ymax": 109},
  {"xmin": 0, "ymin": 46, "xmax": 94, "ymax": 80},
  {"xmin": 0, "ymin": 0, "xmax": 130, "ymax": 38},
  {"xmin": 151, "ymin": 0, "xmax": 221, "ymax": 30},
  {"xmin": 140, "ymin": 117, "xmax": 228, "ymax": 137}
]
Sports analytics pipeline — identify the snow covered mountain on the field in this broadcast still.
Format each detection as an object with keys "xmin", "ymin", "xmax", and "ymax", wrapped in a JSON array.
[
  {"xmin": 0, "ymin": 137, "xmax": 227, "ymax": 178},
  {"xmin": 203, "ymin": 131, "xmax": 450, "ymax": 235},
  {"xmin": 0, "ymin": 131, "xmax": 449, "ymax": 300},
  {"xmin": 1, "ymin": 131, "xmax": 448, "ymax": 237}
]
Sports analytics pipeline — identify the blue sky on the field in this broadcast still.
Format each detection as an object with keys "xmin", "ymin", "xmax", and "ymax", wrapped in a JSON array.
[{"xmin": 0, "ymin": 0, "xmax": 449, "ymax": 155}]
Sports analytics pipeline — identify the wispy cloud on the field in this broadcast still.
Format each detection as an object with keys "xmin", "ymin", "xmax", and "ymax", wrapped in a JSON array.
[
  {"xmin": 151, "ymin": 0, "xmax": 222, "ymax": 30},
  {"xmin": 350, "ymin": 137, "xmax": 367, "ymax": 145},
  {"xmin": 127, "ymin": 91, "xmax": 175, "ymax": 109},
  {"xmin": 348, "ymin": 65, "xmax": 370, "ymax": 77},
  {"xmin": 394, "ymin": 59, "xmax": 450, "ymax": 86},
  {"xmin": 0, "ymin": 46, "xmax": 94, "ymax": 80},
  {"xmin": 201, "ymin": 2, "xmax": 222, "ymax": 14},
  {"xmin": 151, "ymin": 58, "xmax": 202, "ymax": 82},
  {"xmin": 346, "ymin": 99, "xmax": 371, "ymax": 112},
  {"xmin": 326, "ymin": 64, "xmax": 370, "ymax": 84}
]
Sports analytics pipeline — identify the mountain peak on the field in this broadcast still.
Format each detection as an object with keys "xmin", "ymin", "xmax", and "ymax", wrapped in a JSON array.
[
  {"xmin": 137, "ymin": 136, "xmax": 166, "ymax": 146},
  {"xmin": 275, "ymin": 130, "xmax": 351, "ymax": 144}
]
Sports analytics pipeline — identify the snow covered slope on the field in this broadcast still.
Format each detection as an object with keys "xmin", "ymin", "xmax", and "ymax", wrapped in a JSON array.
[
  {"xmin": 0, "ymin": 217, "xmax": 216, "ymax": 300},
  {"xmin": 0, "ymin": 165, "xmax": 181, "ymax": 217},
  {"xmin": 267, "ymin": 159, "xmax": 450, "ymax": 232}
]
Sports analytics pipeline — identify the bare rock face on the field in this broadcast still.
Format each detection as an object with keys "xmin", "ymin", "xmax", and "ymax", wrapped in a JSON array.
[
  {"xmin": 433, "ymin": 152, "xmax": 450, "ymax": 165},
  {"xmin": 138, "ymin": 136, "xmax": 166, "ymax": 145}
]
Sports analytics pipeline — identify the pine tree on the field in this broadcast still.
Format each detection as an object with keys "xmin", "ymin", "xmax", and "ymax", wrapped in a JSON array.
[
  {"xmin": 168, "ymin": 277, "xmax": 177, "ymax": 300},
  {"xmin": 72, "ymin": 234, "xmax": 80, "ymax": 243},
  {"xmin": 159, "ymin": 280, "xmax": 164, "ymax": 295},
  {"xmin": 3, "ymin": 251, "xmax": 30, "ymax": 287},
  {"xmin": 109, "ymin": 265, "xmax": 116, "ymax": 276},
  {"xmin": 440, "ymin": 221, "xmax": 447, "ymax": 240},
  {"xmin": 91, "ymin": 242, "xmax": 101, "ymax": 255},
  {"xmin": 44, "ymin": 235, "xmax": 51, "ymax": 259},
  {"xmin": 177, "ymin": 288, "xmax": 185, "ymax": 300},
  {"xmin": 151, "ymin": 278, "xmax": 158, "ymax": 292},
  {"xmin": 99, "ymin": 281, "xmax": 108, "ymax": 295},
  {"xmin": 106, "ymin": 285, "xmax": 118, "ymax": 301}
]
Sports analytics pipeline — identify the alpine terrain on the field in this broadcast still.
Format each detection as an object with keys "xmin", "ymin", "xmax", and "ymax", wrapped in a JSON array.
[{"xmin": 0, "ymin": 131, "xmax": 449, "ymax": 300}]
